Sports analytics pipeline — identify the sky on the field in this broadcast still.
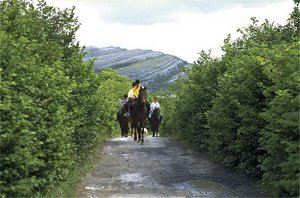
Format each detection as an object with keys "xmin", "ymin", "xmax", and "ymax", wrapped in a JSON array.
[{"xmin": 47, "ymin": 0, "xmax": 294, "ymax": 62}]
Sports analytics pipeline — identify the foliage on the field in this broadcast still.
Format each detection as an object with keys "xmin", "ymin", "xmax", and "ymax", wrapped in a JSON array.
[
  {"xmin": 161, "ymin": 52, "xmax": 224, "ymax": 149},
  {"xmin": 0, "ymin": 0, "xmax": 131, "ymax": 197},
  {"xmin": 207, "ymin": 42, "xmax": 276, "ymax": 176},
  {"xmin": 259, "ymin": 41, "xmax": 300, "ymax": 196},
  {"xmin": 159, "ymin": 94, "xmax": 178, "ymax": 136},
  {"xmin": 161, "ymin": 3, "xmax": 299, "ymax": 197}
]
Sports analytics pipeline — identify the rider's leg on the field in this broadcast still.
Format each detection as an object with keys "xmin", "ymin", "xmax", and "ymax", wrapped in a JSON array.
[{"xmin": 124, "ymin": 98, "xmax": 132, "ymax": 117}]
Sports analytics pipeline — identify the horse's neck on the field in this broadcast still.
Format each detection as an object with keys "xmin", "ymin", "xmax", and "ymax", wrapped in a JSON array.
[
  {"xmin": 138, "ymin": 96, "xmax": 146, "ymax": 102},
  {"xmin": 136, "ymin": 98, "xmax": 146, "ymax": 105}
]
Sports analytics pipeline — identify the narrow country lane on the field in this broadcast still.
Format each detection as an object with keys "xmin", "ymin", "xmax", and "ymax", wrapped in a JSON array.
[{"xmin": 76, "ymin": 137, "xmax": 264, "ymax": 197}]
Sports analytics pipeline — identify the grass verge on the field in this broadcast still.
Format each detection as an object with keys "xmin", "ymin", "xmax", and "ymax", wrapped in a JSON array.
[
  {"xmin": 42, "ymin": 141, "xmax": 105, "ymax": 198},
  {"xmin": 43, "ymin": 128, "xmax": 121, "ymax": 197}
]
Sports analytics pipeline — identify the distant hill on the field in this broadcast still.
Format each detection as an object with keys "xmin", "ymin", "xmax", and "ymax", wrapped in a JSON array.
[{"xmin": 84, "ymin": 46, "xmax": 190, "ymax": 92}]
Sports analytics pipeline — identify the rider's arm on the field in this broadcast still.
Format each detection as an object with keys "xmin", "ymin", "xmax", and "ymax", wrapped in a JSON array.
[{"xmin": 128, "ymin": 89, "xmax": 134, "ymax": 98}]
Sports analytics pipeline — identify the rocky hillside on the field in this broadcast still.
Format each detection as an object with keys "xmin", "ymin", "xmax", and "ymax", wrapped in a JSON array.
[{"xmin": 84, "ymin": 46, "xmax": 190, "ymax": 91}]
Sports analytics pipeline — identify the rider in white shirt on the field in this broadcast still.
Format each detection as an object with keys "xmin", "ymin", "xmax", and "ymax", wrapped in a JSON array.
[
  {"xmin": 149, "ymin": 97, "xmax": 160, "ymax": 117},
  {"xmin": 150, "ymin": 98, "xmax": 160, "ymax": 111}
]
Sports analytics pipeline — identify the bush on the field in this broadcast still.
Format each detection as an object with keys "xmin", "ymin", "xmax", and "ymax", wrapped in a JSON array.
[
  {"xmin": 0, "ymin": 1, "xmax": 131, "ymax": 196},
  {"xmin": 162, "ymin": 4, "xmax": 299, "ymax": 197},
  {"xmin": 259, "ymin": 41, "xmax": 300, "ymax": 196}
]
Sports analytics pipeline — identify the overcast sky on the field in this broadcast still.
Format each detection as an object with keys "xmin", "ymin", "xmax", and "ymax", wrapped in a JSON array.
[{"xmin": 47, "ymin": 0, "xmax": 294, "ymax": 62}]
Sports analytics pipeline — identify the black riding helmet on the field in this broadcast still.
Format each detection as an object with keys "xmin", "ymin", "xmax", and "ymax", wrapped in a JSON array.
[{"xmin": 134, "ymin": 79, "xmax": 140, "ymax": 84}]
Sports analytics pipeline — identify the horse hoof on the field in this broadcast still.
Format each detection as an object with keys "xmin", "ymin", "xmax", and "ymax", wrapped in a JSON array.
[
  {"xmin": 134, "ymin": 137, "xmax": 137, "ymax": 141},
  {"xmin": 141, "ymin": 142, "xmax": 144, "ymax": 145}
]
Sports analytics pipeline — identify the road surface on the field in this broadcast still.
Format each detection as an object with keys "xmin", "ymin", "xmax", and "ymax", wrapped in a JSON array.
[{"xmin": 76, "ymin": 137, "xmax": 264, "ymax": 197}]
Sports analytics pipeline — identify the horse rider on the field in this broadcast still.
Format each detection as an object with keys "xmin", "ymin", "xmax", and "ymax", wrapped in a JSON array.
[
  {"xmin": 134, "ymin": 79, "xmax": 150, "ymax": 114},
  {"xmin": 124, "ymin": 82, "xmax": 139, "ymax": 117},
  {"xmin": 149, "ymin": 96, "xmax": 160, "ymax": 116},
  {"xmin": 120, "ymin": 94, "xmax": 128, "ymax": 108},
  {"xmin": 117, "ymin": 94, "xmax": 128, "ymax": 121},
  {"xmin": 149, "ymin": 96, "xmax": 163, "ymax": 123},
  {"xmin": 124, "ymin": 79, "xmax": 150, "ymax": 117}
]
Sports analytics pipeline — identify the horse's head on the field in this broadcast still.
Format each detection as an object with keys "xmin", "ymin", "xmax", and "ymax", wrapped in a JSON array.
[
  {"xmin": 138, "ymin": 89, "xmax": 147, "ymax": 103},
  {"xmin": 153, "ymin": 108, "xmax": 160, "ymax": 115}
]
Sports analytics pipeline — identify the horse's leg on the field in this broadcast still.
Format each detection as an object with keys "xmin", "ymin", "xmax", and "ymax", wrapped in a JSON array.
[
  {"xmin": 137, "ymin": 122, "xmax": 141, "ymax": 143},
  {"xmin": 124, "ymin": 119, "xmax": 128, "ymax": 137},
  {"xmin": 151, "ymin": 123, "xmax": 155, "ymax": 137},
  {"xmin": 134, "ymin": 125, "xmax": 137, "ymax": 141},
  {"xmin": 141, "ymin": 120, "xmax": 145, "ymax": 145},
  {"xmin": 123, "ymin": 120, "xmax": 126, "ymax": 137},
  {"xmin": 152, "ymin": 124, "xmax": 155, "ymax": 137},
  {"xmin": 134, "ymin": 122, "xmax": 138, "ymax": 141},
  {"xmin": 135, "ymin": 126, "xmax": 138, "ymax": 141},
  {"xmin": 119, "ymin": 120, "xmax": 124, "ymax": 137},
  {"xmin": 130, "ymin": 122, "xmax": 133, "ymax": 138},
  {"xmin": 125, "ymin": 118, "xmax": 129, "ymax": 137},
  {"xmin": 141, "ymin": 127, "xmax": 144, "ymax": 145},
  {"xmin": 137, "ymin": 126, "xmax": 140, "ymax": 143}
]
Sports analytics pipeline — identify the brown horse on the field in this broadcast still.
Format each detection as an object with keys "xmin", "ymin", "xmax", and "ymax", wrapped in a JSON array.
[
  {"xmin": 131, "ymin": 89, "xmax": 148, "ymax": 144},
  {"xmin": 117, "ymin": 107, "xmax": 129, "ymax": 137},
  {"xmin": 150, "ymin": 108, "xmax": 161, "ymax": 137}
]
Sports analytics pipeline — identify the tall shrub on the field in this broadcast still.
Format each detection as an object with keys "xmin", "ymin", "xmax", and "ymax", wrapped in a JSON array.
[
  {"xmin": 0, "ymin": 1, "xmax": 132, "ymax": 196},
  {"xmin": 259, "ymin": 41, "xmax": 299, "ymax": 197}
]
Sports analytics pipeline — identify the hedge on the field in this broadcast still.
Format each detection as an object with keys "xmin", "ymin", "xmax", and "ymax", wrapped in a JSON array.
[
  {"xmin": 0, "ymin": 1, "xmax": 131, "ymax": 196},
  {"xmin": 160, "ymin": 5, "xmax": 300, "ymax": 197}
]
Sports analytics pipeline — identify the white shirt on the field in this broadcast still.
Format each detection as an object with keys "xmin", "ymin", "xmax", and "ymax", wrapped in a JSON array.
[{"xmin": 150, "ymin": 101, "xmax": 160, "ymax": 112}]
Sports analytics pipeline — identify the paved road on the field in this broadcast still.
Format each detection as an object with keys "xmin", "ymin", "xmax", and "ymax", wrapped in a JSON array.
[{"xmin": 76, "ymin": 137, "xmax": 264, "ymax": 197}]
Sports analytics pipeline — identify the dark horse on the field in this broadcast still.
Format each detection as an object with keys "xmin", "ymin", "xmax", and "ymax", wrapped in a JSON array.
[
  {"xmin": 131, "ymin": 89, "xmax": 148, "ymax": 144},
  {"xmin": 117, "ymin": 107, "xmax": 129, "ymax": 137},
  {"xmin": 150, "ymin": 108, "xmax": 161, "ymax": 137}
]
